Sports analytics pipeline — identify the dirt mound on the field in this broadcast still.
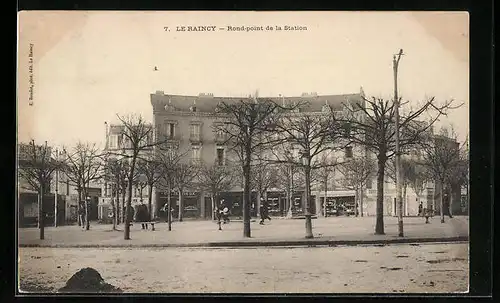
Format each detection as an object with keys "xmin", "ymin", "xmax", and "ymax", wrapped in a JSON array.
[{"xmin": 58, "ymin": 267, "xmax": 122, "ymax": 293}]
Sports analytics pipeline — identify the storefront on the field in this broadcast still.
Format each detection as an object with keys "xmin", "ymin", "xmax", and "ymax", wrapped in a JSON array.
[
  {"xmin": 18, "ymin": 192, "xmax": 67, "ymax": 227},
  {"xmin": 314, "ymin": 190, "xmax": 356, "ymax": 217}
]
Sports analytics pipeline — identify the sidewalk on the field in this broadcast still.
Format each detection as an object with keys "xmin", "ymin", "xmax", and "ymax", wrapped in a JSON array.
[{"xmin": 18, "ymin": 216, "xmax": 469, "ymax": 248}]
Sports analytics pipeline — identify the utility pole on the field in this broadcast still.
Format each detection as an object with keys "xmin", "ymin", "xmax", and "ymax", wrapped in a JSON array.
[
  {"xmin": 393, "ymin": 49, "xmax": 404, "ymax": 237},
  {"xmin": 54, "ymin": 148, "xmax": 59, "ymax": 227}
]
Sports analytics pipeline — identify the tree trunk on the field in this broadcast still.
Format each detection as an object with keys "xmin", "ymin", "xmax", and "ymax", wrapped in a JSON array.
[
  {"xmin": 375, "ymin": 156, "xmax": 386, "ymax": 235},
  {"xmin": 121, "ymin": 187, "xmax": 126, "ymax": 224},
  {"xmin": 84, "ymin": 187, "xmax": 90, "ymax": 231},
  {"xmin": 403, "ymin": 185, "xmax": 407, "ymax": 216},
  {"xmin": 285, "ymin": 188, "xmax": 290, "ymax": 218},
  {"xmin": 440, "ymin": 181, "xmax": 445, "ymax": 223},
  {"xmin": 256, "ymin": 190, "xmax": 261, "ymax": 217},
  {"xmin": 114, "ymin": 186, "xmax": 120, "ymax": 225},
  {"xmin": 124, "ymin": 160, "xmax": 136, "ymax": 240},
  {"xmin": 178, "ymin": 189, "xmax": 183, "ymax": 222},
  {"xmin": 38, "ymin": 186, "xmax": 45, "ymax": 240},
  {"xmin": 243, "ymin": 152, "xmax": 251, "ymax": 238},
  {"xmin": 111, "ymin": 185, "xmax": 117, "ymax": 230},
  {"xmin": 360, "ymin": 186, "xmax": 364, "ymax": 217},
  {"xmin": 148, "ymin": 184, "xmax": 154, "ymax": 221},
  {"xmin": 323, "ymin": 181, "xmax": 328, "ymax": 217},
  {"xmin": 76, "ymin": 188, "xmax": 82, "ymax": 226},
  {"xmin": 210, "ymin": 193, "xmax": 215, "ymax": 220},
  {"xmin": 304, "ymin": 162, "xmax": 314, "ymax": 239},
  {"xmin": 354, "ymin": 187, "xmax": 359, "ymax": 217},
  {"xmin": 287, "ymin": 165, "xmax": 294, "ymax": 218},
  {"xmin": 449, "ymin": 187, "xmax": 454, "ymax": 217},
  {"xmin": 167, "ymin": 184, "xmax": 172, "ymax": 231}
]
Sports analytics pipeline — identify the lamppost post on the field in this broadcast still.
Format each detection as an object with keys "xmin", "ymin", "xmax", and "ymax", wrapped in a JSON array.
[
  {"xmin": 54, "ymin": 148, "xmax": 59, "ymax": 227},
  {"xmin": 301, "ymin": 150, "xmax": 314, "ymax": 239},
  {"xmin": 394, "ymin": 49, "xmax": 404, "ymax": 237}
]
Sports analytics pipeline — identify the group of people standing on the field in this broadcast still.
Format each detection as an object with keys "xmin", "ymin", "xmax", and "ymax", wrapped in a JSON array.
[
  {"xmin": 418, "ymin": 199, "xmax": 453, "ymax": 222},
  {"xmin": 214, "ymin": 197, "xmax": 272, "ymax": 230}
]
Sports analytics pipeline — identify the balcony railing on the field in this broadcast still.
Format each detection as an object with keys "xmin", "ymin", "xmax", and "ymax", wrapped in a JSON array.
[
  {"xmin": 161, "ymin": 133, "xmax": 181, "ymax": 142},
  {"xmin": 189, "ymin": 134, "xmax": 202, "ymax": 143},
  {"xmin": 215, "ymin": 134, "xmax": 227, "ymax": 143}
]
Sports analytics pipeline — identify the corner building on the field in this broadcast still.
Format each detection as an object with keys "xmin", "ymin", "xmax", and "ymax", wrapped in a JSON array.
[{"xmin": 150, "ymin": 90, "xmax": 368, "ymax": 219}]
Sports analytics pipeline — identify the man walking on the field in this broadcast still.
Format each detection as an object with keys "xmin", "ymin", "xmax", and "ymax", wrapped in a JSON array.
[{"xmin": 259, "ymin": 198, "xmax": 272, "ymax": 225}]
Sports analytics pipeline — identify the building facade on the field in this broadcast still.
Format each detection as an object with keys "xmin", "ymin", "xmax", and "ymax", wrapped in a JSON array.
[
  {"xmin": 98, "ymin": 124, "xmax": 155, "ymax": 221},
  {"xmin": 96, "ymin": 89, "xmax": 468, "ymax": 221},
  {"xmin": 149, "ymin": 90, "xmax": 370, "ymax": 219}
]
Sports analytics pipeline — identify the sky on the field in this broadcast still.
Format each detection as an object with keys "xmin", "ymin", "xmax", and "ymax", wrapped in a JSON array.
[{"xmin": 17, "ymin": 11, "xmax": 469, "ymax": 149}]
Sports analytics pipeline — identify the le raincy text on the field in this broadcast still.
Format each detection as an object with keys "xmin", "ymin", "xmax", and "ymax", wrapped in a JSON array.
[{"xmin": 28, "ymin": 43, "xmax": 34, "ymax": 105}]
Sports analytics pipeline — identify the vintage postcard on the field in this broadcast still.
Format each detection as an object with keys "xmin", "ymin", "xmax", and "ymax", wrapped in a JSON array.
[{"xmin": 17, "ymin": 11, "xmax": 469, "ymax": 294}]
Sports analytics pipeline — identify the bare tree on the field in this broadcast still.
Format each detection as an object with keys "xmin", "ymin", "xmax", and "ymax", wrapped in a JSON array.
[
  {"xmin": 406, "ymin": 160, "xmax": 428, "ymax": 215},
  {"xmin": 133, "ymin": 173, "xmax": 148, "ymax": 202},
  {"xmin": 274, "ymin": 108, "xmax": 345, "ymax": 238},
  {"xmin": 103, "ymin": 157, "xmax": 122, "ymax": 230},
  {"xmin": 334, "ymin": 96, "xmax": 460, "ymax": 234},
  {"xmin": 419, "ymin": 127, "xmax": 465, "ymax": 223},
  {"xmin": 173, "ymin": 162, "xmax": 199, "ymax": 222},
  {"xmin": 61, "ymin": 142, "xmax": 104, "ymax": 231},
  {"xmin": 214, "ymin": 97, "xmax": 287, "ymax": 238},
  {"xmin": 118, "ymin": 160, "xmax": 131, "ymax": 224},
  {"xmin": 386, "ymin": 157, "xmax": 416, "ymax": 216},
  {"xmin": 312, "ymin": 152, "xmax": 339, "ymax": 217},
  {"xmin": 196, "ymin": 162, "xmax": 234, "ymax": 220},
  {"xmin": 157, "ymin": 146, "xmax": 185, "ymax": 231},
  {"xmin": 136, "ymin": 156, "xmax": 165, "ymax": 220},
  {"xmin": 251, "ymin": 158, "xmax": 279, "ymax": 213},
  {"xmin": 103, "ymin": 155, "xmax": 134, "ymax": 226},
  {"xmin": 115, "ymin": 114, "xmax": 163, "ymax": 240},
  {"xmin": 271, "ymin": 143, "xmax": 305, "ymax": 218},
  {"xmin": 18, "ymin": 140, "xmax": 61, "ymax": 239},
  {"xmin": 337, "ymin": 156, "xmax": 376, "ymax": 217}
]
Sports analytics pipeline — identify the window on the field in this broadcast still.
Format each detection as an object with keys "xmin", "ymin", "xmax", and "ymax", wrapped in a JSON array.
[
  {"xmin": 345, "ymin": 146, "xmax": 353, "ymax": 158},
  {"xmin": 109, "ymin": 135, "xmax": 118, "ymax": 149},
  {"xmin": 190, "ymin": 124, "xmax": 200, "ymax": 140},
  {"xmin": 216, "ymin": 148, "xmax": 225, "ymax": 166},
  {"xmin": 168, "ymin": 123, "xmax": 175, "ymax": 138}
]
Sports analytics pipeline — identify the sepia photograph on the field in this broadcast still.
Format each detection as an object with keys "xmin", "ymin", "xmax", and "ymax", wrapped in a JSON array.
[{"xmin": 17, "ymin": 11, "xmax": 470, "ymax": 294}]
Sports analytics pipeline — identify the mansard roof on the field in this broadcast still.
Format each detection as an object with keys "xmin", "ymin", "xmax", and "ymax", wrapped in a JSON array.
[{"xmin": 151, "ymin": 91, "xmax": 364, "ymax": 114}]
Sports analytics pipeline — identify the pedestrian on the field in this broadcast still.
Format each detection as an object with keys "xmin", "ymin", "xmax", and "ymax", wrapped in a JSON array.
[
  {"xmin": 136, "ymin": 202, "xmax": 149, "ymax": 230},
  {"xmin": 259, "ymin": 198, "xmax": 272, "ymax": 225},
  {"xmin": 219, "ymin": 199, "xmax": 230, "ymax": 224},
  {"xmin": 215, "ymin": 202, "xmax": 223, "ymax": 231},
  {"xmin": 418, "ymin": 202, "xmax": 423, "ymax": 217},
  {"xmin": 78, "ymin": 201, "xmax": 86, "ymax": 229}
]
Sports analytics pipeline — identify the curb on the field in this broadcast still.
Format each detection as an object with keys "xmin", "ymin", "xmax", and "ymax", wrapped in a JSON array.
[{"xmin": 19, "ymin": 236, "xmax": 468, "ymax": 249}]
